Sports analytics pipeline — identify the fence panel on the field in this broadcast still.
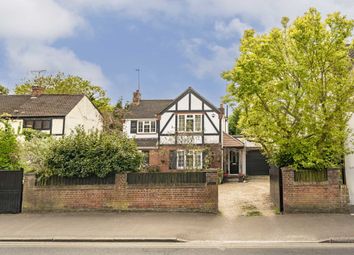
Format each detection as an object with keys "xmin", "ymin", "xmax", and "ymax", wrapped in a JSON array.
[
  {"xmin": 36, "ymin": 174, "xmax": 116, "ymax": 186},
  {"xmin": 127, "ymin": 172, "xmax": 206, "ymax": 185}
]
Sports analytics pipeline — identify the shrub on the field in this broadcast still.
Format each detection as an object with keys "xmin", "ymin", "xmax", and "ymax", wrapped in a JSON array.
[
  {"xmin": 0, "ymin": 120, "xmax": 20, "ymax": 170},
  {"xmin": 19, "ymin": 137, "xmax": 55, "ymax": 179},
  {"xmin": 22, "ymin": 128, "xmax": 50, "ymax": 141},
  {"xmin": 46, "ymin": 129, "xmax": 143, "ymax": 178}
]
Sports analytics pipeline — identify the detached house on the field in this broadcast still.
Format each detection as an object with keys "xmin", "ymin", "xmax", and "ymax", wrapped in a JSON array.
[
  {"xmin": 0, "ymin": 86, "xmax": 103, "ymax": 136},
  {"xmin": 123, "ymin": 87, "xmax": 269, "ymax": 175}
]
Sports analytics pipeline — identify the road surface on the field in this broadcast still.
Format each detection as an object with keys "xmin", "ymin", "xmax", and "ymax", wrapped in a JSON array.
[{"xmin": 0, "ymin": 242, "xmax": 353, "ymax": 255}]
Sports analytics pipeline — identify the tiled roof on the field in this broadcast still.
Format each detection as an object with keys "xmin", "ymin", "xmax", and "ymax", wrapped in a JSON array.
[
  {"xmin": 0, "ymin": 94, "xmax": 84, "ymax": 117},
  {"xmin": 223, "ymin": 132, "xmax": 244, "ymax": 148},
  {"xmin": 135, "ymin": 138, "xmax": 158, "ymax": 148},
  {"xmin": 126, "ymin": 100, "xmax": 173, "ymax": 119}
]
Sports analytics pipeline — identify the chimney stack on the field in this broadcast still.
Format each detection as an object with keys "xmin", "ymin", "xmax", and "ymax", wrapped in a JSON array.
[
  {"xmin": 132, "ymin": 89, "xmax": 141, "ymax": 105},
  {"xmin": 31, "ymin": 86, "xmax": 45, "ymax": 97},
  {"xmin": 219, "ymin": 103, "xmax": 225, "ymax": 115}
]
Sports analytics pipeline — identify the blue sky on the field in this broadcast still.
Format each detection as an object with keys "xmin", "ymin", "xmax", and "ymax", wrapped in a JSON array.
[{"xmin": 0, "ymin": 1, "xmax": 353, "ymax": 105}]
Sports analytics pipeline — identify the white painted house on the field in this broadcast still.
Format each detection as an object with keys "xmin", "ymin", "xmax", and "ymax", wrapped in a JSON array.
[
  {"xmin": 123, "ymin": 87, "xmax": 269, "ymax": 175},
  {"xmin": 0, "ymin": 86, "xmax": 103, "ymax": 137}
]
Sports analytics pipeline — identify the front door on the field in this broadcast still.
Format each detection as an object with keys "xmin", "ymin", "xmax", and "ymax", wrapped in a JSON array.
[{"xmin": 229, "ymin": 150, "xmax": 239, "ymax": 174}]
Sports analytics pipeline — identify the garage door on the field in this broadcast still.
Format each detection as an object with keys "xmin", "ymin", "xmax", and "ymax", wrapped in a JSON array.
[{"xmin": 246, "ymin": 150, "xmax": 269, "ymax": 175}]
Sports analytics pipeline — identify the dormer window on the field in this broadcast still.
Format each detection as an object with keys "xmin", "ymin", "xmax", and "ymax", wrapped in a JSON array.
[
  {"xmin": 178, "ymin": 114, "xmax": 202, "ymax": 132},
  {"xmin": 137, "ymin": 120, "xmax": 156, "ymax": 133}
]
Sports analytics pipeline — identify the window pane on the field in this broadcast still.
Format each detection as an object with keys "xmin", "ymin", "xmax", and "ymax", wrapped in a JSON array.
[
  {"xmin": 42, "ymin": 120, "xmax": 51, "ymax": 130},
  {"xmin": 195, "ymin": 115, "xmax": 201, "ymax": 132},
  {"xmin": 34, "ymin": 120, "xmax": 42, "ymax": 130},
  {"xmin": 142, "ymin": 150, "xmax": 150, "ymax": 165},
  {"xmin": 195, "ymin": 151, "xmax": 203, "ymax": 169},
  {"xmin": 144, "ymin": 121, "xmax": 150, "ymax": 132},
  {"xmin": 177, "ymin": 151, "xmax": 185, "ymax": 169},
  {"xmin": 151, "ymin": 121, "xmax": 156, "ymax": 132},
  {"xmin": 138, "ymin": 121, "xmax": 143, "ymax": 132},
  {"xmin": 186, "ymin": 119, "xmax": 193, "ymax": 132},
  {"xmin": 186, "ymin": 151, "xmax": 194, "ymax": 169},
  {"xmin": 178, "ymin": 115, "xmax": 185, "ymax": 132},
  {"xmin": 24, "ymin": 120, "xmax": 33, "ymax": 128}
]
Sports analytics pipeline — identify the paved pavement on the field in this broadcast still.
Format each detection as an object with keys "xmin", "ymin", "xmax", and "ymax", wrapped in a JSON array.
[
  {"xmin": 0, "ymin": 242, "xmax": 354, "ymax": 255},
  {"xmin": 0, "ymin": 212, "xmax": 353, "ymax": 242}
]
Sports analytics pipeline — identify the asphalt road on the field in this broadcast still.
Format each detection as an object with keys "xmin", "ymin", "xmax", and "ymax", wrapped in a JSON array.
[{"xmin": 0, "ymin": 242, "xmax": 353, "ymax": 255}]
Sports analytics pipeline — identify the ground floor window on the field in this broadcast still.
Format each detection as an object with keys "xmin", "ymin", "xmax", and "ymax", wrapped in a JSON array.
[
  {"xmin": 176, "ymin": 150, "xmax": 203, "ymax": 170},
  {"xmin": 23, "ymin": 119, "xmax": 51, "ymax": 131},
  {"xmin": 142, "ymin": 150, "xmax": 150, "ymax": 165}
]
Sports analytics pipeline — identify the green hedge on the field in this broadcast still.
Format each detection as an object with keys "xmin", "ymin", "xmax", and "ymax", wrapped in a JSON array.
[{"xmin": 46, "ymin": 129, "xmax": 143, "ymax": 178}]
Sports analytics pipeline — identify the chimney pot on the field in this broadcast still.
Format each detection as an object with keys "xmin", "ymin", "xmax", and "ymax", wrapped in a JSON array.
[
  {"xmin": 31, "ymin": 86, "xmax": 45, "ymax": 97},
  {"xmin": 132, "ymin": 89, "xmax": 141, "ymax": 105}
]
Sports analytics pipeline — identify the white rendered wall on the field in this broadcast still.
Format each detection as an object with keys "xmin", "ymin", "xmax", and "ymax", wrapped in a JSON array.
[{"xmin": 64, "ymin": 96, "xmax": 103, "ymax": 135}]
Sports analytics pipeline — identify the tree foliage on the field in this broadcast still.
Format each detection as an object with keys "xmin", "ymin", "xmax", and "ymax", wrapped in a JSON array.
[
  {"xmin": 0, "ymin": 120, "xmax": 20, "ymax": 170},
  {"xmin": 46, "ymin": 128, "xmax": 143, "ymax": 178},
  {"xmin": 15, "ymin": 73, "xmax": 112, "ymax": 112},
  {"xmin": 223, "ymin": 8, "xmax": 354, "ymax": 170},
  {"xmin": 228, "ymin": 108, "xmax": 242, "ymax": 135},
  {"xmin": 0, "ymin": 84, "xmax": 9, "ymax": 95}
]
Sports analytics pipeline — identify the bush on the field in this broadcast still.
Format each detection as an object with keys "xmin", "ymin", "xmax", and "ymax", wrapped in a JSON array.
[
  {"xmin": 46, "ymin": 129, "xmax": 143, "ymax": 178},
  {"xmin": 19, "ymin": 137, "xmax": 54, "ymax": 179},
  {"xmin": 0, "ymin": 120, "xmax": 20, "ymax": 170},
  {"xmin": 22, "ymin": 128, "xmax": 50, "ymax": 141}
]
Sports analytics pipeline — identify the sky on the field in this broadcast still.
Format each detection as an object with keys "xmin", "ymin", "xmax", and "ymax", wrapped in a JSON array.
[{"xmin": 0, "ymin": 0, "xmax": 353, "ymax": 105}]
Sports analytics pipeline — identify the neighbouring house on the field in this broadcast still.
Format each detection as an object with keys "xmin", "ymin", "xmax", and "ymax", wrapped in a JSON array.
[
  {"xmin": 0, "ymin": 86, "xmax": 103, "ymax": 137},
  {"xmin": 123, "ymin": 87, "xmax": 269, "ymax": 175}
]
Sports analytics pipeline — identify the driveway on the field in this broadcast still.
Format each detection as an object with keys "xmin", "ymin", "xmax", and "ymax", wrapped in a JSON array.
[{"xmin": 218, "ymin": 176, "xmax": 275, "ymax": 218}]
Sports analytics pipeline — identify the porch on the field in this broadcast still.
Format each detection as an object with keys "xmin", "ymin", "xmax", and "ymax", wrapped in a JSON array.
[{"xmin": 223, "ymin": 133, "xmax": 246, "ymax": 176}]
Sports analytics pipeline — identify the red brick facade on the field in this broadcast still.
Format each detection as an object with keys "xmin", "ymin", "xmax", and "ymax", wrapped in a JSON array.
[
  {"xmin": 282, "ymin": 168, "xmax": 349, "ymax": 213},
  {"xmin": 23, "ymin": 172, "xmax": 218, "ymax": 213},
  {"xmin": 147, "ymin": 144, "xmax": 222, "ymax": 172}
]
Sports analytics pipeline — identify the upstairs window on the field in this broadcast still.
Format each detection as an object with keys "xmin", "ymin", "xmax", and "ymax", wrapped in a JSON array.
[
  {"xmin": 177, "ymin": 114, "xmax": 202, "ymax": 132},
  {"xmin": 23, "ymin": 119, "xmax": 51, "ymax": 131},
  {"xmin": 137, "ymin": 120, "xmax": 156, "ymax": 133}
]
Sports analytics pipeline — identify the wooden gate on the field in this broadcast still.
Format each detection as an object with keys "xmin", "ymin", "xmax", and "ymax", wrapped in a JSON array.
[
  {"xmin": 0, "ymin": 170, "xmax": 23, "ymax": 213},
  {"xmin": 269, "ymin": 166, "xmax": 283, "ymax": 212}
]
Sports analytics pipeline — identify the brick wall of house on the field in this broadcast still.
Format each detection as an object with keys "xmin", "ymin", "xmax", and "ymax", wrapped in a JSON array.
[
  {"xmin": 282, "ymin": 168, "xmax": 349, "ymax": 213},
  {"xmin": 149, "ymin": 144, "xmax": 222, "ymax": 172},
  {"xmin": 22, "ymin": 172, "xmax": 218, "ymax": 213}
]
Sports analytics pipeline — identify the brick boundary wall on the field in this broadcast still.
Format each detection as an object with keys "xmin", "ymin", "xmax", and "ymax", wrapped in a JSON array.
[
  {"xmin": 282, "ymin": 168, "xmax": 349, "ymax": 213},
  {"xmin": 22, "ymin": 171, "xmax": 218, "ymax": 213}
]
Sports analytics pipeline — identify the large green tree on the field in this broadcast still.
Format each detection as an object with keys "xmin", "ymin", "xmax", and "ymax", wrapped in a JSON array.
[
  {"xmin": 15, "ymin": 73, "xmax": 112, "ymax": 112},
  {"xmin": 0, "ymin": 84, "xmax": 9, "ymax": 95},
  {"xmin": 228, "ymin": 107, "xmax": 242, "ymax": 135},
  {"xmin": 223, "ymin": 8, "xmax": 354, "ymax": 170}
]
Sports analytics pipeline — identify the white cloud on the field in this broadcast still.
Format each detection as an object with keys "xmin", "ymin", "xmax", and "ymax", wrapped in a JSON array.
[
  {"xmin": 215, "ymin": 18, "xmax": 250, "ymax": 38},
  {"xmin": 0, "ymin": 0, "xmax": 83, "ymax": 42},
  {"xmin": 6, "ymin": 43, "xmax": 109, "ymax": 86},
  {"xmin": 0, "ymin": 0, "xmax": 109, "ymax": 88},
  {"xmin": 181, "ymin": 38, "xmax": 238, "ymax": 79}
]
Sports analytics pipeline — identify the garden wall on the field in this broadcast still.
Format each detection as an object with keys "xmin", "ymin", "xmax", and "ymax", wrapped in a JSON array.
[
  {"xmin": 282, "ymin": 168, "xmax": 349, "ymax": 213},
  {"xmin": 22, "ymin": 171, "xmax": 218, "ymax": 213}
]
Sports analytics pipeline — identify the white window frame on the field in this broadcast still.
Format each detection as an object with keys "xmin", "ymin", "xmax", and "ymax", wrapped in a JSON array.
[
  {"xmin": 177, "ymin": 114, "xmax": 202, "ymax": 133},
  {"xmin": 137, "ymin": 120, "xmax": 156, "ymax": 134},
  {"xmin": 176, "ymin": 150, "xmax": 203, "ymax": 170}
]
